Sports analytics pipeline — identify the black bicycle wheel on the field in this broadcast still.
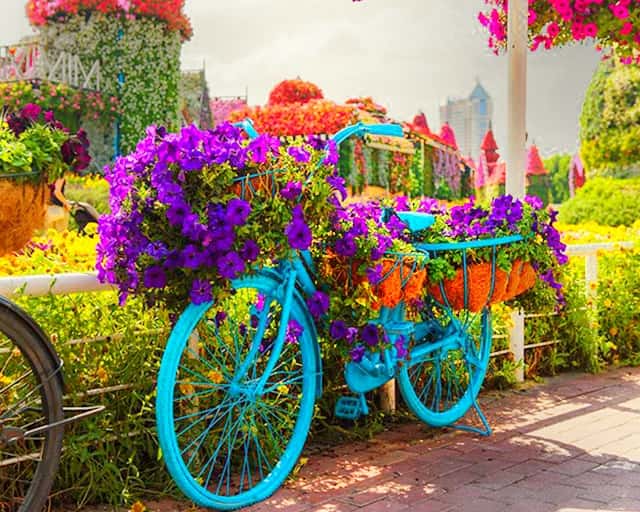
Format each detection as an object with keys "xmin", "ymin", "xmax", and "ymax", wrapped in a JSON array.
[{"xmin": 0, "ymin": 300, "xmax": 64, "ymax": 512}]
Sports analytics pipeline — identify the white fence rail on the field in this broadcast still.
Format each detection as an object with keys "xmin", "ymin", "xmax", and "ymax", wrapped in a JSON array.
[
  {"xmin": 0, "ymin": 43, "xmax": 102, "ymax": 91},
  {"xmin": 0, "ymin": 241, "xmax": 635, "ymax": 384}
]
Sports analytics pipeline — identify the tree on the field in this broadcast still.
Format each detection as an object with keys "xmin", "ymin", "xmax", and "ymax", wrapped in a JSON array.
[
  {"xmin": 580, "ymin": 60, "xmax": 640, "ymax": 177},
  {"xmin": 543, "ymin": 153, "xmax": 572, "ymax": 205}
]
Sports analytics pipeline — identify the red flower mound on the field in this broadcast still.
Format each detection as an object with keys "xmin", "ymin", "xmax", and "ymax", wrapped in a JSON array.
[
  {"xmin": 268, "ymin": 79, "xmax": 324, "ymax": 106},
  {"xmin": 230, "ymin": 100, "xmax": 356, "ymax": 137}
]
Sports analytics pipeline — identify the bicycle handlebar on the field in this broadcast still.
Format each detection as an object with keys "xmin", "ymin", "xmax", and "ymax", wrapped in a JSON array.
[
  {"xmin": 232, "ymin": 119, "xmax": 259, "ymax": 140},
  {"xmin": 330, "ymin": 122, "xmax": 404, "ymax": 147}
]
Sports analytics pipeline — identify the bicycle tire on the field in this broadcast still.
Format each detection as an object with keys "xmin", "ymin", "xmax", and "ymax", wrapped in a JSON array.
[
  {"xmin": 398, "ymin": 307, "xmax": 492, "ymax": 427},
  {"xmin": 157, "ymin": 271, "xmax": 318, "ymax": 510},
  {"xmin": 0, "ymin": 302, "xmax": 65, "ymax": 512}
]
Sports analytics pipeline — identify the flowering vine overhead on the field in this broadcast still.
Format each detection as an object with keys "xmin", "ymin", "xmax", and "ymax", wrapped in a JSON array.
[
  {"xmin": 26, "ymin": 0, "xmax": 192, "ymax": 40},
  {"xmin": 479, "ymin": 0, "xmax": 640, "ymax": 62}
]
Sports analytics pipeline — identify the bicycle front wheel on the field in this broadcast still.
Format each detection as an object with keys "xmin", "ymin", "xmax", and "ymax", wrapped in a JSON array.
[
  {"xmin": 398, "ymin": 305, "xmax": 492, "ymax": 427},
  {"xmin": 156, "ymin": 271, "xmax": 318, "ymax": 510},
  {"xmin": 0, "ymin": 299, "xmax": 64, "ymax": 512}
]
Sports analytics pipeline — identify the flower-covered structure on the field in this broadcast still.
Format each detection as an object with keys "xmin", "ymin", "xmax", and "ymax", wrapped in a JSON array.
[
  {"xmin": 26, "ymin": 0, "xmax": 188, "ymax": 155},
  {"xmin": 479, "ymin": 0, "xmax": 640, "ymax": 63},
  {"xmin": 527, "ymin": 143, "xmax": 551, "ymax": 205},
  {"xmin": 228, "ymin": 80, "xmax": 472, "ymax": 200}
]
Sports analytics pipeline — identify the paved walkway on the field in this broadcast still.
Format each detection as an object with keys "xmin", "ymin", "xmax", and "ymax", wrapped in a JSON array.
[{"xmin": 77, "ymin": 367, "xmax": 640, "ymax": 511}]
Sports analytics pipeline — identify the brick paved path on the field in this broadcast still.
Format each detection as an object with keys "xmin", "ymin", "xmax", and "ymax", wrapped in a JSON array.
[{"xmin": 77, "ymin": 367, "xmax": 640, "ymax": 512}]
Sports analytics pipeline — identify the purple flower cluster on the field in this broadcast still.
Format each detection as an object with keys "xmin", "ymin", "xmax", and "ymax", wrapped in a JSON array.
[
  {"xmin": 330, "ymin": 200, "xmax": 399, "ymax": 262},
  {"xmin": 285, "ymin": 205, "xmax": 312, "ymax": 250},
  {"xmin": 97, "ymin": 122, "xmax": 290, "ymax": 306},
  {"xmin": 330, "ymin": 320, "xmax": 408, "ymax": 363}
]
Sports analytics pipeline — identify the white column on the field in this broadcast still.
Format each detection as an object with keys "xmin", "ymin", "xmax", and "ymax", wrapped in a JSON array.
[
  {"xmin": 506, "ymin": 0, "xmax": 528, "ymax": 199},
  {"xmin": 509, "ymin": 310, "xmax": 525, "ymax": 382}
]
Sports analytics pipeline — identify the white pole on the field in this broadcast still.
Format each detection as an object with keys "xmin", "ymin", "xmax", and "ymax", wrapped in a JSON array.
[
  {"xmin": 506, "ymin": 0, "xmax": 528, "ymax": 198},
  {"xmin": 0, "ymin": 272, "xmax": 112, "ymax": 298}
]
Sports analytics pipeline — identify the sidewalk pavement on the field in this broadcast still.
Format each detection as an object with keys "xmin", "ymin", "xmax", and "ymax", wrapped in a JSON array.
[{"xmin": 80, "ymin": 366, "xmax": 640, "ymax": 512}]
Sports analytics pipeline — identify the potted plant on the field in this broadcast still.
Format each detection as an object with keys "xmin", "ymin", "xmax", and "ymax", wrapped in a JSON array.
[{"xmin": 0, "ymin": 103, "xmax": 90, "ymax": 254}]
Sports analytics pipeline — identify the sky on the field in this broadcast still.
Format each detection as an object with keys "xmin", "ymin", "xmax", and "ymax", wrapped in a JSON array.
[{"xmin": 1, "ymin": 0, "xmax": 601, "ymax": 157}]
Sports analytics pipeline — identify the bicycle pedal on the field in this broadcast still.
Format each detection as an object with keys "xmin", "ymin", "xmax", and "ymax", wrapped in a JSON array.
[{"xmin": 334, "ymin": 396, "xmax": 362, "ymax": 420}]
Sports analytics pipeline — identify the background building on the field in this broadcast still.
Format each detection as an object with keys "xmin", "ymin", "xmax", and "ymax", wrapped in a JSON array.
[{"xmin": 440, "ymin": 80, "xmax": 493, "ymax": 161}]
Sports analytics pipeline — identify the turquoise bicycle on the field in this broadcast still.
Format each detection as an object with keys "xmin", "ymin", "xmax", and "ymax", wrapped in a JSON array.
[{"xmin": 155, "ymin": 122, "xmax": 524, "ymax": 510}]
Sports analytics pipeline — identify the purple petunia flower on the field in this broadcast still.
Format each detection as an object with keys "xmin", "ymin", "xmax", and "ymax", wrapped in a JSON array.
[
  {"xmin": 323, "ymin": 141, "xmax": 339, "ymax": 166},
  {"xmin": 240, "ymin": 239, "xmax": 260, "ymax": 262},
  {"xmin": 166, "ymin": 200, "xmax": 190, "ymax": 227},
  {"xmin": 346, "ymin": 327, "xmax": 359, "ymax": 344},
  {"xmin": 190, "ymin": 279, "xmax": 212, "ymax": 304},
  {"xmin": 285, "ymin": 319, "xmax": 304, "ymax": 344},
  {"xmin": 181, "ymin": 244, "xmax": 205, "ymax": 269},
  {"xmin": 361, "ymin": 324, "xmax": 380, "ymax": 347},
  {"xmin": 334, "ymin": 235, "xmax": 357, "ymax": 258},
  {"xmin": 326, "ymin": 173, "xmax": 347, "ymax": 201},
  {"xmin": 330, "ymin": 320, "xmax": 348, "ymax": 340},
  {"xmin": 217, "ymin": 251, "xmax": 245, "ymax": 279},
  {"xmin": 143, "ymin": 265, "xmax": 167, "ymax": 289},
  {"xmin": 226, "ymin": 198, "xmax": 251, "ymax": 226},
  {"xmin": 395, "ymin": 336, "xmax": 408, "ymax": 359},
  {"xmin": 285, "ymin": 219, "xmax": 312, "ymax": 250},
  {"xmin": 350, "ymin": 345, "xmax": 366, "ymax": 363},
  {"xmin": 288, "ymin": 146, "xmax": 311, "ymax": 163},
  {"xmin": 307, "ymin": 291, "xmax": 330, "ymax": 319},
  {"xmin": 366, "ymin": 264, "xmax": 384, "ymax": 285},
  {"xmin": 280, "ymin": 181, "xmax": 303, "ymax": 201},
  {"xmin": 215, "ymin": 311, "xmax": 227, "ymax": 327}
]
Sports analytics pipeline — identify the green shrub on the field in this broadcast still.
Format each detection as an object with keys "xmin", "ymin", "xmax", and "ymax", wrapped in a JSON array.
[{"xmin": 558, "ymin": 177, "xmax": 640, "ymax": 226}]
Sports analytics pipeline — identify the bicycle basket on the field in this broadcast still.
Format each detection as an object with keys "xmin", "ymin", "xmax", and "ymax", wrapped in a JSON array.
[{"xmin": 415, "ymin": 234, "xmax": 533, "ymax": 313}]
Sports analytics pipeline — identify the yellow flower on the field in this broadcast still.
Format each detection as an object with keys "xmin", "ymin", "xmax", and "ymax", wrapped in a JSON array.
[
  {"xmin": 207, "ymin": 370, "xmax": 224, "ymax": 384},
  {"xmin": 179, "ymin": 383, "xmax": 195, "ymax": 396},
  {"xmin": 603, "ymin": 299, "xmax": 613, "ymax": 308},
  {"xmin": 96, "ymin": 366, "xmax": 109, "ymax": 384},
  {"xmin": 129, "ymin": 501, "xmax": 146, "ymax": 512},
  {"xmin": 610, "ymin": 327, "xmax": 619, "ymax": 337},
  {"xmin": 277, "ymin": 385, "xmax": 289, "ymax": 395}
]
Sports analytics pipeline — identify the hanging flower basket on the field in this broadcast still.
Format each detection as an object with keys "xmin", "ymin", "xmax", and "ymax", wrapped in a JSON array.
[
  {"xmin": 0, "ymin": 177, "xmax": 47, "ymax": 256},
  {"xmin": 321, "ymin": 252, "xmax": 427, "ymax": 310},
  {"xmin": 428, "ymin": 262, "xmax": 509, "ymax": 313}
]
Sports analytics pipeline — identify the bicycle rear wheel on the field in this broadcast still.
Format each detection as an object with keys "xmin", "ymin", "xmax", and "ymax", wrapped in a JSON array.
[
  {"xmin": 157, "ymin": 271, "xmax": 318, "ymax": 510},
  {"xmin": 0, "ymin": 300, "xmax": 64, "ymax": 512},
  {"xmin": 398, "ymin": 304, "xmax": 491, "ymax": 427}
]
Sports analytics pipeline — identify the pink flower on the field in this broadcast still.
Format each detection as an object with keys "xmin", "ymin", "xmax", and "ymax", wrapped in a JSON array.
[
  {"xmin": 547, "ymin": 21, "xmax": 561, "ymax": 38},
  {"xmin": 620, "ymin": 22, "xmax": 634, "ymax": 35},
  {"xmin": 528, "ymin": 8, "xmax": 537, "ymax": 24},
  {"xmin": 610, "ymin": 4, "xmax": 630, "ymax": 19},
  {"xmin": 584, "ymin": 23, "xmax": 598, "ymax": 38}
]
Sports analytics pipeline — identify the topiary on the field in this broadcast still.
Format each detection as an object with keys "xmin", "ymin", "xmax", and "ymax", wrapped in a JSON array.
[
  {"xmin": 267, "ymin": 79, "xmax": 324, "ymax": 106},
  {"xmin": 580, "ymin": 60, "xmax": 640, "ymax": 177}
]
